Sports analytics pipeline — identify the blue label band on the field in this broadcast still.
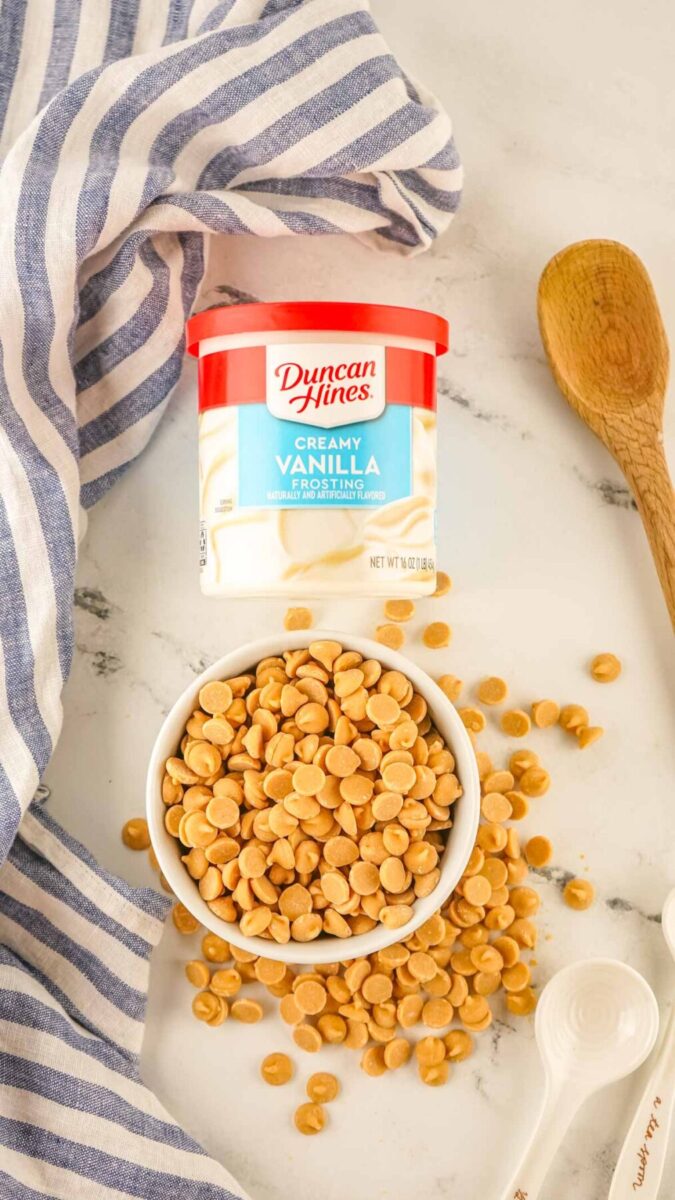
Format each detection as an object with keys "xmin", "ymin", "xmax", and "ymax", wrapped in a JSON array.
[{"xmin": 238, "ymin": 404, "xmax": 413, "ymax": 509}]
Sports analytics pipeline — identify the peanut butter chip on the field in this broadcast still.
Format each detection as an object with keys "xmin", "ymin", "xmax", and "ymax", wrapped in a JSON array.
[
  {"xmin": 506, "ymin": 987, "xmax": 537, "ymax": 1016},
  {"xmin": 349, "ymin": 861, "xmax": 381, "ymax": 896},
  {"xmin": 423, "ymin": 622, "xmax": 451, "ymax": 649},
  {"xmin": 292, "ymin": 914, "xmax": 323, "ymax": 942},
  {"xmin": 438, "ymin": 674, "xmax": 463, "ymax": 701},
  {"xmin": 122, "ymin": 817, "xmax": 150, "ymax": 850},
  {"xmin": 306, "ymin": 1073, "xmax": 340, "ymax": 1103},
  {"xmin": 284, "ymin": 607, "xmax": 313, "ymax": 631},
  {"xmin": 433, "ymin": 570, "xmax": 452, "ymax": 597},
  {"xmin": 255, "ymin": 958, "xmax": 286, "ymax": 985},
  {"xmin": 294, "ymin": 980, "xmax": 327, "ymax": 1015},
  {"xmin": 502, "ymin": 962, "xmax": 531, "ymax": 993},
  {"xmin": 481, "ymin": 792, "xmax": 512, "ymax": 823},
  {"xmin": 380, "ymin": 904, "xmax": 413, "ymax": 929},
  {"xmin": 382, "ymin": 761, "xmax": 416, "ymax": 793},
  {"xmin": 559, "ymin": 704, "xmax": 589, "ymax": 733},
  {"xmin": 192, "ymin": 991, "xmax": 227, "ymax": 1025},
  {"xmin": 325, "ymin": 745, "xmax": 360, "ymax": 778},
  {"xmin": 202, "ymin": 717, "xmax": 235, "ymax": 746},
  {"xmin": 462, "ymin": 874, "xmax": 492, "ymax": 906},
  {"xmin": 293, "ymin": 1024, "xmax": 323, "ymax": 1053},
  {"xmin": 292, "ymin": 764, "xmax": 326, "ymax": 795},
  {"xmin": 375, "ymin": 623, "xmax": 405, "ymax": 650},
  {"xmin": 185, "ymin": 741, "xmax": 222, "ymax": 778},
  {"xmin": 231, "ymin": 998, "xmax": 263, "ymax": 1023},
  {"xmin": 576, "ymin": 725, "xmax": 604, "ymax": 749},
  {"xmin": 384, "ymin": 599, "xmax": 415, "ymax": 623},
  {"xmin": 198, "ymin": 681, "xmax": 234, "ymax": 715},
  {"xmin": 531, "ymin": 699, "xmax": 560, "ymax": 728},
  {"xmin": 206, "ymin": 796, "xmax": 239, "ymax": 829},
  {"xmin": 172, "ymin": 903, "xmax": 200, "ymax": 935},
  {"xmin": 279, "ymin": 994, "xmax": 303, "ymax": 1025},
  {"xmin": 309, "ymin": 640, "xmax": 342, "ymax": 670},
  {"xmin": 422, "ymin": 998, "xmax": 453, "ymax": 1028},
  {"xmin": 507, "ymin": 792, "xmax": 529, "ymax": 820},
  {"xmin": 239, "ymin": 845, "xmax": 267, "ymax": 879},
  {"xmin": 261, "ymin": 1053, "xmax": 293, "ymax": 1086},
  {"xmin": 210, "ymin": 968, "xmax": 242, "ymax": 998},
  {"xmin": 590, "ymin": 652, "xmax": 621, "ymax": 683},
  {"xmin": 415, "ymin": 1036, "xmax": 445, "ymax": 1066},
  {"xmin": 362, "ymin": 973, "xmax": 393, "ymax": 1004},
  {"xmin": 519, "ymin": 767, "xmax": 550, "ymax": 797},
  {"xmin": 524, "ymin": 836, "xmax": 553, "ymax": 867},
  {"xmin": 185, "ymin": 961, "xmax": 211, "ymax": 989},
  {"xmin": 408, "ymin": 952, "xmax": 437, "ymax": 983},
  {"xmin": 476, "ymin": 677, "xmax": 508, "ymax": 705},
  {"xmin": 444, "ymin": 1030, "xmax": 474, "ymax": 1061},
  {"xmin": 458, "ymin": 707, "xmax": 486, "ymax": 734},
  {"xmin": 384, "ymin": 1037, "xmax": 412, "ymax": 1069},
  {"xmin": 294, "ymin": 1102, "xmax": 326, "ymax": 1135},
  {"xmin": 500, "ymin": 709, "xmax": 531, "ymax": 738},
  {"xmin": 365, "ymin": 693, "xmax": 400, "ymax": 727},
  {"xmin": 361, "ymin": 1046, "xmax": 387, "ymax": 1076},
  {"xmin": 563, "ymin": 878, "xmax": 595, "ymax": 910},
  {"xmin": 202, "ymin": 934, "xmax": 230, "ymax": 962}
]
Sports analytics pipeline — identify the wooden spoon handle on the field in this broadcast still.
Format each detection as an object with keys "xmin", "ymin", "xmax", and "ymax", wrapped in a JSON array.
[{"xmin": 610, "ymin": 424, "xmax": 675, "ymax": 628}]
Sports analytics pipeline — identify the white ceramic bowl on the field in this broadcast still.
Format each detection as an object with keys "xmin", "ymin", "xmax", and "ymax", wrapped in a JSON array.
[{"xmin": 147, "ymin": 631, "xmax": 480, "ymax": 964}]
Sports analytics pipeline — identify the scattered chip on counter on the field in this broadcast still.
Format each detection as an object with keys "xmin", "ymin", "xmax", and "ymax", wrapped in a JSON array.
[
  {"xmin": 500, "ymin": 709, "xmax": 532, "ymax": 738},
  {"xmin": 261, "ymin": 1053, "xmax": 294, "ymax": 1086},
  {"xmin": 433, "ymin": 571, "xmax": 452, "ymax": 598},
  {"xmin": 590, "ymin": 653, "xmax": 622, "ymax": 683},
  {"xmin": 531, "ymin": 699, "xmax": 560, "ymax": 728},
  {"xmin": 576, "ymin": 725, "xmax": 604, "ymax": 749},
  {"xmin": 284, "ymin": 607, "xmax": 313, "ymax": 631},
  {"xmin": 563, "ymin": 878, "xmax": 595, "ymax": 911},
  {"xmin": 306, "ymin": 1072, "xmax": 340, "ymax": 1103},
  {"xmin": 121, "ymin": 817, "xmax": 150, "ymax": 850},
  {"xmin": 294, "ymin": 1102, "xmax": 326, "ymax": 1135},
  {"xmin": 422, "ymin": 621, "xmax": 451, "ymax": 649},
  {"xmin": 374, "ymin": 623, "xmax": 406, "ymax": 650},
  {"xmin": 476, "ymin": 677, "xmax": 508, "ymax": 705},
  {"xmin": 457, "ymin": 706, "xmax": 486, "ymax": 734},
  {"xmin": 384, "ymin": 599, "xmax": 416, "ymax": 622},
  {"xmin": 524, "ymin": 836, "xmax": 553, "ymax": 867},
  {"xmin": 559, "ymin": 704, "xmax": 589, "ymax": 733},
  {"xmin": 172, "ymin": 902, "xmax": 201, "ymax": 935},
  {"xmin": 438, "ymin": 674, "xmax": 463, "ymax": 702}
]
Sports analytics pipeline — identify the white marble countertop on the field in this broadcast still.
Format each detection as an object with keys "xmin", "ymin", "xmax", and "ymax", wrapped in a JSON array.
[{"xmin": 44, "ymin": 1, "xmax": 675, "ymax": 1197}]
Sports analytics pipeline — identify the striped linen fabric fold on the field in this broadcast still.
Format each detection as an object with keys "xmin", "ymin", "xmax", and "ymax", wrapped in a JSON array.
[
  {"xmin": 0, "ymin": 0, "xmax": 461, "ymax": 1193},
  {"xmin": 0, "ymin": 802, "xmax": 248, "ymax": 1199}
]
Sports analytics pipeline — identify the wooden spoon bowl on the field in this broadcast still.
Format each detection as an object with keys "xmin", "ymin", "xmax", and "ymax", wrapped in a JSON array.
[{"xmin": 538, "ymin": 239, "xmax": 675, "ymax": 627}]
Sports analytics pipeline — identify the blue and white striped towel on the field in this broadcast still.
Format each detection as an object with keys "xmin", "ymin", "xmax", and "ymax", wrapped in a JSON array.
[{"xmin": 0, "ymin": 0, "xmax": 461, "ymax": 1193}]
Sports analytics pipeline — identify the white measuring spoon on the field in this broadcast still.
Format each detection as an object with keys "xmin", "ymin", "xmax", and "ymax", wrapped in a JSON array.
[
  {"xmin": 609, "ymin": 888, "xmax": 675, "ymax": 1199},
  {"xmin": 499, "ymin": 959, "xmax": 659, "ymax": 1200}
]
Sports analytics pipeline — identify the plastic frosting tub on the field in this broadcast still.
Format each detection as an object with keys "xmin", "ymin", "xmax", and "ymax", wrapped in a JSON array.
[{"xmin": 186, "ymin": 301, "xmax": 449, "ymax": 598}]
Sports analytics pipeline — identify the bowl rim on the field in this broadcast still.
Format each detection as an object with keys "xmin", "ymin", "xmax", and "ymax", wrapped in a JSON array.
[{"xmin": 146, "ymin": 630, "xmax": 480, "ymax": 964}]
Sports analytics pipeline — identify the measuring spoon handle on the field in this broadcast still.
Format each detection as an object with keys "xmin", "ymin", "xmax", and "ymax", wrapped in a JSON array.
[
  {"xmin": 498, "ymin": 1086, "xmax": 581, "ymax": 1200},
  {"xmin": 608, "ymin": 1005, "xmax": 675, "ymax": 1200}
]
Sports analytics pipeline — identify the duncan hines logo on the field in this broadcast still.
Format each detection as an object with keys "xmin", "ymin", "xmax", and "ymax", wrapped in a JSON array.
[{"xmin": 265, "ymin": 343, "xmax": 386, "ymax": 428}]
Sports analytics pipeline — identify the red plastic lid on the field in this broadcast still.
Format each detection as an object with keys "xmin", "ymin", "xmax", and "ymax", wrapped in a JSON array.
[{"xmin": 186, "ymin": 301, "xmax": 449, "ymax": 357}]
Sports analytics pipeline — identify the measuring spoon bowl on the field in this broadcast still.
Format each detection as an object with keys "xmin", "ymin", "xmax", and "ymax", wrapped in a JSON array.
[{"xmin": 500, "ymin": 959, "xmax": 659, "ymax": 1200}]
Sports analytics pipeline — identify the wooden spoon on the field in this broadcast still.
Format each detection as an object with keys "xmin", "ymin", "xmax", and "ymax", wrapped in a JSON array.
[{"xmin": 538, "ymin": 239, "xmax": 675, "ymax": 628}]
